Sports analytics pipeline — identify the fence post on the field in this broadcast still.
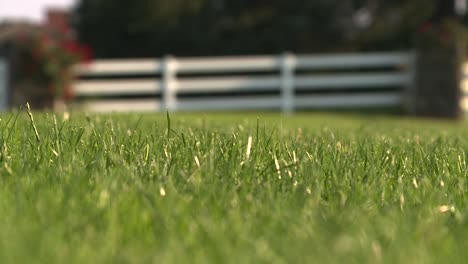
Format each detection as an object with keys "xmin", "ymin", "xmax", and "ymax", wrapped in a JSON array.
[
  {"xmin": 411, "ymin": 22, "xmax": 464, "ymax": 118},
  {"xmin": 162, "ymin": 55, "xmax": 177, "ymax": 111},
  {"xmin": 280, "ymin": 52, "xmax": 296, "ymax": 114},
  {"xmin": 0, "ymin": 59, "xmax": 8, "ymax": 111}
]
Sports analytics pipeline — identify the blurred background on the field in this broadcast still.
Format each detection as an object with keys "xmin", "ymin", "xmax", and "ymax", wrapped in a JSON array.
[
  {"xmin": 74, "ymin": 0, "xmax": 463, "ymax": 57},
  {"xmin": 0, "ymin": 0, "xmax": 464, "ymax": 57},
  {"xmin": 1, "ymin": 0, "xmax": 468, "ymax": 117}
]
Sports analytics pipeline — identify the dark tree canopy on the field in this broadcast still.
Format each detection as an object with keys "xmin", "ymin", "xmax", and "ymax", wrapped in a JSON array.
[{"xmin": 73, "ymin": 0, "xmax": 462, "ymax": 58}]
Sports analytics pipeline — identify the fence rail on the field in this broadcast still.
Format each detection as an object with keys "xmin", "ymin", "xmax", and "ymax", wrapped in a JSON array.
[
  {"xmin": 72, "ymin": 52, "xmax": 414, "ymax": 112},
  {"xmin": 461, "ymin": 65, "xmax": 468, "ymax": 111}
]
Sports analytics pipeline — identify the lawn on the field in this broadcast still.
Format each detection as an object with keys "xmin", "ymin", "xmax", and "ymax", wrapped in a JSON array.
[{"xmin": 0, "ymin": 110, "xmax": 466, "ymax": 263}]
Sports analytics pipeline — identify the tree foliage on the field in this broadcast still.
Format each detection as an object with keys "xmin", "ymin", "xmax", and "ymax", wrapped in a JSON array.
[{"xmin": 74, "ymin": 0, "xmax": 459, "ymax": 58}]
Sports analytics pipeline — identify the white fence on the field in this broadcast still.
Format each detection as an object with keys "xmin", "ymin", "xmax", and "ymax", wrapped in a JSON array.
[
  {"xmin": 0, "ymin": 58, "xmax": 8, "ymax": 111},
  {"xmin": 73, "ymin": 52, "xmax": 415, "ymax": 112},
  {"xmin": 461, "ymin": 64, "xmax": 468, "ymax": 111}
]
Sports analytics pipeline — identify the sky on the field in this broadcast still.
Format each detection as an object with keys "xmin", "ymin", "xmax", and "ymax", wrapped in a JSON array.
[{"xmin": 0, "ymin": 0, "xmax": 76, "ymax": 23}]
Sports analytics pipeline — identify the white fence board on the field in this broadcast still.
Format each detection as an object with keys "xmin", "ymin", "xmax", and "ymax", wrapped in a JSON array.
[
  {"xmin": 177, "ymin": 97, "xmax": 282, "ymax": 111},
  {"xmin": 74, "ymin": 59, "xmax": 161, "ymax": 75},
  {"xmin": 74, "ymin": 80, "xmax": 160, "ymax": 96},
  {"xmin": 177, "ymin": 56, "xmax": 280, "ymax": 73},
  {"xmin": 177, "ymin": 76, "xmax": 280, "ymax": 92},
  {"xmin": 462, "ymin": 79, "xmax": 468, "ymax": 93},
  {"xmin": 295, "ymin": 73, "xmax": 410, "ymax": 89},
  {"xmin": 461, "ymin": 97, "xmax": 468, "ymax": 110},
  {"xmin": 461, "ymin": 63, "xmax": 468, "ymax": 112},
  {"xmin": 295, "ymin": 93, "xmax": 402, "ymax": 108},
  {"xmin": 80, "ymin": 99, "xmax": 160, "ymax": 112}
]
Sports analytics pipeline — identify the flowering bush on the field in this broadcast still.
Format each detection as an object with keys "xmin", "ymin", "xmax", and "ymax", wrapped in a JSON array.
[
  {"xmin": 15, "ymin": 31, "xmax": 92, "ymax": 101},
  {"xmin": 416, "ymin": 20, "xmax": 465, "ymax": 49}
]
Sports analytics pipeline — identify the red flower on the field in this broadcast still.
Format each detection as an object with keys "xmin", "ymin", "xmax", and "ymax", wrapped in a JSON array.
[
  {"xmin": 79, "ymin": 44, "xmax": 93, "ymax": 63},
  {"xmin": 14, "ymin": 26, "xmax": 93, "ymax": 102},
  {"xmin": 62, "ymin": 41, "xmax": 93, "ymax": 63}
]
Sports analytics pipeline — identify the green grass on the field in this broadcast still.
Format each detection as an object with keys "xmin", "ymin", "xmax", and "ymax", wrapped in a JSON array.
[{"xmin": 0, "ymin": 110, "xmax": 467, "ymax": 263}]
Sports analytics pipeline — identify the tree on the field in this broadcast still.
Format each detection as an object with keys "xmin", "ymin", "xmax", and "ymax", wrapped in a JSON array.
[{"xmin": 73, "ymin": 0, "xmax": 462, "ymax": 58}]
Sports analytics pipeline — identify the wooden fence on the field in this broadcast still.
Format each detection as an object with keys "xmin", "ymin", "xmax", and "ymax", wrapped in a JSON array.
[
  {"xmin": 73, "ymin": 52, "xmax": 415, "ymax": 112},
  {"xmin": 461, "ymin": 64, "xmax": 468, "ymax": 111},
  {"xmin": 0, "ymin": 58, "xmax": 8, "ymax": 111}
]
